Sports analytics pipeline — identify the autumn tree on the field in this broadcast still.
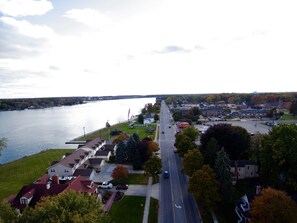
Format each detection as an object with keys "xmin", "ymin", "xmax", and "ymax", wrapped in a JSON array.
[
  {"xmin": 111, "ymin": 165, "xmax": 129, "ymax": 182},
  {"xmin": 250, "ymin": 187, "xmax": 297, "ymax": 223},
  {"xmin": 290, "ymin": 99, "xmax": 297, "ymax": 116},
  {"xmin": 214, "ymin": 149, "xmax": 233, "ymax": 202},
  {"xmin": 259, "ymin": 124, "xmax": 297, "ymax": 190},
  {"xmin": 200, "ymin": 123, "xmax": 251, "ymax": 160},
  {"xmin": 112, "ymin": 132, "xmax": 129, "ymax": 144},
  {"xmin": 148, "ymin": 140, "xmax": 159, "ymax": 155},
  {"xmin": 144, "ymin": 156, "xmax": 162, "ymax": 182},
  {"xmin": 182, "ymin": 149, "xmax": 203, "ymax": 177},
  {"xmin": 189, "ymin": 165, "xmax": 220, "ymax": 209},
  {"xmin": 20, "ymin": 191, "xmax": 109, "ymax": 223},
  {"xmin": 115, "ymin": 140, "xmax": 127, "ymax": 163},
  {"xmin": 0, "ymin": 137, "xmax": 7, "ymax": 156}
]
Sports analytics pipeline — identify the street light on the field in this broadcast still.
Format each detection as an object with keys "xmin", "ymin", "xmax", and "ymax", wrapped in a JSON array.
[{"xmin": 83, "ymin": 127, "xmax": 85, "ymax": 137}]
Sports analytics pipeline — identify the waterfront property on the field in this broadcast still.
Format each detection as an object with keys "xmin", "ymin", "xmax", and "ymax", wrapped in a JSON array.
[
  {"xmin": 8, "ymin": 175, "xmax": 99, "ymax": 212},
  {"xmin": 47, "ymin": 138, "xmax": 114, "ymax": 180}
]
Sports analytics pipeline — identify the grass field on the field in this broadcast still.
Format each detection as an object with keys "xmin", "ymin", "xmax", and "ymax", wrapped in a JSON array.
[
  {"xmin": 75, "ymin": 122, "xmax": 157, "ymax": 142},
  {"xmin": 0, "ymin": 149, "xmax": 74, "ymax": 201},
  {"xmin": 109, "ymin": 196, "xmax": 146, "ymax": 223}
]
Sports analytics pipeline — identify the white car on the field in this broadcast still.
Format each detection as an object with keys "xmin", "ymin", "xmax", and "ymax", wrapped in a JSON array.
[{"xmin": 98, "ymin": 181, "xmax": 113, "ymax": 189}]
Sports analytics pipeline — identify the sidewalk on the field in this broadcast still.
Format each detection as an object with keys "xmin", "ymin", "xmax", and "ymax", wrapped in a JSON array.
[{"xmin": 142, "ymin": 177, "xmax": 153, "ymax": 223}]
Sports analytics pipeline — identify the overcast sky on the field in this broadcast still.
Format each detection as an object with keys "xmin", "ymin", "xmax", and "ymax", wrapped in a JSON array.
[{"xmin": 0, "ymin": 0, "xmax": 296, "ymax": 98}]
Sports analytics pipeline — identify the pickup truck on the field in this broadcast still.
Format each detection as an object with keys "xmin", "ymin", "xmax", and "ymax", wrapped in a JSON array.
[{"xmin": 98, "ymin": 181, "xmax": 113, "ymax": 189}]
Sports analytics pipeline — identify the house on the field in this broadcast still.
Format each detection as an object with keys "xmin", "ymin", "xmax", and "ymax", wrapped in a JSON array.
[
  {"xmin": 48, "ymin": 138, "xmax": 106, "ymax": 178},
  {"xmin": 9, "ymin": 175, "xmax": 98, "ymax": 212},
  {"xmin": 143, "ymin": 114, "xmax": 155, "ymax": 125},
  {"xmin": 230, "ymin": 160, "xmax": 259, "ymax": 184}
]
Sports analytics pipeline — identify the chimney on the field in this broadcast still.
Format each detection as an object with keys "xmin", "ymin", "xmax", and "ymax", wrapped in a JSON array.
[{"xmin": 52, "ymin": 175, "xmax": 60, "ymax": 184}]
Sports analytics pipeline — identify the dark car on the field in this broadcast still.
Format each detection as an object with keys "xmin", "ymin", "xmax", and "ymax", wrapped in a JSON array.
[
  {"xmin": 163, "ymin": 170, "xmax": 169, "ymax": 178},
  {"xmin": 116, "ymin": 184, "xmax": 129, "ymax": 190}
]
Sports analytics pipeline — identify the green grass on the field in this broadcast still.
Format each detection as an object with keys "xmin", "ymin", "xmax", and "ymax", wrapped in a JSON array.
[
  {"xmin": 148, "ymin": 197, "xmax": 159, "ymax": 223},
  {"xmin": 111, "ymin": 174, "xmax": 149, "ymax": 185},
  {"xmin": 109, "ymin": 196, "xmax": 146, "ymax": 223},
  {"xmin": 280, "ymin": 114, "xmax": 297, "ymax": 120},
  {"xmin": 75, "ymin": 122, "xmax": 156, "ymax": 141},
  {"xmin": 0, "ymin": 149, "xmax": 74, "ymax": 201}
]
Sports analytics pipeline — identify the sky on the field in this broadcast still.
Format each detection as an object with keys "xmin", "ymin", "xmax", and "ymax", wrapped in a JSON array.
[{"xmin": 0, "ymin": 0, "xmax": 296, "ymax": 98}]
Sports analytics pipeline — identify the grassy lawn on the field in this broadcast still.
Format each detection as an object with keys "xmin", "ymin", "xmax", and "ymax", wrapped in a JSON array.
[
  {"xmin": 280, "ymin": 114, "xmax": 297, "ymax": 120},
  {"xmin": 148, "ymin": 197, "xmax": 159, "ymax": 223},
  {"xmin": 109, "ymin": 196, "xmax": 146, "ymax": 223},
  {"xmin": 0, "ymin": 149, "xmax": 74, "ymax": 201},
  {"xmin": 75, "ymin": 122, "xmax": 157, "ymax": 141},
  {"xmin": 111, "ymin": 174, "xmax": 149, "ymax": 185}
]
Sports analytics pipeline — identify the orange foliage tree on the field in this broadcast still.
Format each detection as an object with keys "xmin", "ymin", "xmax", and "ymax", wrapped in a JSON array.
[
  {"xmin": 111, "ymin": 165, "xmax": 129, "ymax": 182},
  {"xmin": 250, "ymin": 187, "xmax": 297, "ymax": 223},
  {"xmin": 148, "ymin": 141, "xmax": 159, "ymax": 154}
]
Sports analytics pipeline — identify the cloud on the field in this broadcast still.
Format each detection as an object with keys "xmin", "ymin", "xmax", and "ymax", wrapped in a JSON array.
[
  {"xmin": 155, "ymin": 45, "xmax": 190, "ymax": 54},
  {"xmin": 0, "ymin": 0, "xmax": 53, "ymax": 17},
  {"xmin": 64, "ymin": 8, "xmax": 112, "ymax": 29}
]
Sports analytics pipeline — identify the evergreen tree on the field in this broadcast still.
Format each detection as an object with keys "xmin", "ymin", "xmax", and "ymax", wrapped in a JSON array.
[
  {"xmin": 126, "ymin": 136, "xmax": 137, "ymax": 162},
  {"xmin": 214, "ymin": 148, "xmax": 233, "ymax": 202},
  {"xmin": 115, "ymin": 140, "xmax": 127, "ymax": 163}
]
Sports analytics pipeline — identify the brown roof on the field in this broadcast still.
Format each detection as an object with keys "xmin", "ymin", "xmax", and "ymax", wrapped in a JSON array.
[
  {"xmin": 73, "ymin": 168, "xmax": 94, "ymax": 177},
  {"xmin": 87, "ymin": 158, "xmax": 104, "ymax": 165},
  {"xmin": 95, "ymin": 150, "xmax": 110, "ymax": 157},
  {"xmin": 50, "ymin": 149, "xmax": 90, "ymax": 169},
  {"xmin": 80, "ymin": 138, "xmax": 104, "ymax": 150},
  {"xmin": 10, "ymin": 175, "xmax": 97, "ymax": 210}
]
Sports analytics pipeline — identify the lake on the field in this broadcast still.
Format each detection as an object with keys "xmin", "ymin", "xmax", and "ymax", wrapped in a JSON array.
[{"xmin": 0, "ymin": 97, "xmax": 156, "ymax": 164}]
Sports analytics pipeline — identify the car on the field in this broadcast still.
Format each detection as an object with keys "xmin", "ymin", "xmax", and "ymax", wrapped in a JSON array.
[
  {"xmin": 98, "ymin": 181, "xmax": 113, "ymax": 189},
  {"xmin": 163, "ymin": 170, "xmax": 169, "ymax": 178},
  {"xmin": 161, "ymin": 131, "xmax": 164, "ymax": 134},
  {"xmin": 168, "ymin": 125, "xmax": 171, "ymax": 128},
  {"xmin": 173, "ymin": 148, "xmax": 178, "ymax": 153},
  {"xmin": 116, "ymin": 184, "xmax": 129, "ymax": 190}
]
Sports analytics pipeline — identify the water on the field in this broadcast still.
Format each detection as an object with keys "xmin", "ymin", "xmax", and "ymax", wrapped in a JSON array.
[{"xmin": 0, "ymin": 98, "xmax": 156, "ymax": 164}]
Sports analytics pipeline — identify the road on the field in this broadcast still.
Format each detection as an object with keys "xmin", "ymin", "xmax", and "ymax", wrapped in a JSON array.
[{"xmin": 159, "ymin": 101, "xmax": 201, "ymax": 223}]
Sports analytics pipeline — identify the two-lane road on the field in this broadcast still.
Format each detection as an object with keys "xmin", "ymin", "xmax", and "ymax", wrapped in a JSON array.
[{"xmin": 159, "ymin": 101, "xmax": 201, "ymax": 223}]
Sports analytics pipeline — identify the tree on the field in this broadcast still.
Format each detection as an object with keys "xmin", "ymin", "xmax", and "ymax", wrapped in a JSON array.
[
  {"xmin": 138, "ymin": 114, "xmax": 144, "ymax": 124},
  {"xmin": 148, "ymin": 140, "xmax": 159, "ymax": 155},
  {"xmin": 0, "ymin": 201, "xmax": 18, "ymax": 223},
  {"xmin": 182, "ymin": 149, "xmax": 203, "ymax": 177},
  {"xmin": 214, "ymin": 149, "xmax": 233, "ymax": 202},
  {"xmin": 200, "ymin": 123, "xmax": 251, "ymax": 160},
  {"xmin": 188, "ymin": 165, "xmax": 220, "ymax": 209},
  {"xmin": 250, "ymin": 187, "xmax": 297, "ymax": 223},
  {"xmin": 144, "ymin": 156, "xmax": 162, "ymax": 182},
  {"xmin": 175, "ymin": 135, "xmax": 197, "ymax": 157},
  {"xmin": 111, "ymin": 165, "xmax": 129, "ymax": 182},
  {"xmin": 0, "ymin": 137, "xmax": 7, "ymax": 156},
  {"xmin": 20, "ymin": 191, "xmax": 109, "ymax": 223},
  {"xmin": 112, "ymin": 132, "xmax": 129, "ymax": 144},
  {"xmin": 290, "ymin": 99, "xmax": 297, "ymax": 116},
  {"xmin": 153, "ymin": 114, "xmax": 159, "ymax": 122},
  {"xmin": 259, "ymin": 124, "xmax": 297, "ymax": 190},
  {"xmin": 126, "ymin": 135, "xmax": 137, "ymax": 162},
  {"xmin": 182, "ymin": 126, "xmax": 199, "ymax": 142},
  {"xmin": 115, "ymin": 140, "xmax": 127, "ymax": 163},
  {"xmin": 202, "ymin": 137, "xmax": 220, "ymax": 168}
]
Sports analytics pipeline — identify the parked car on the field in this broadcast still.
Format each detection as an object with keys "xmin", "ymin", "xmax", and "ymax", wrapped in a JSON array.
[
  {"xmin": 98, "ymin": 181, "xmax": 113, "ymax": 189},
  {"xmin": 116, "ymin": 184, "xmax": 129, "ymax": 190},
  {"xmin": 163, "ymin": 170, "xmax": 169, "ymax": 178}
]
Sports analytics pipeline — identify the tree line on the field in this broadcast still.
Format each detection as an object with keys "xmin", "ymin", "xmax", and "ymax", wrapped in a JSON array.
[{"xmin": 174, "ymin": 124, "xmax": 297, "ymax": 222}]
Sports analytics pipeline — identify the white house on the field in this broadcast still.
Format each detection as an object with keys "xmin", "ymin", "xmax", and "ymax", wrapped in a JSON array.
[
  {"xmin": 143, "ymin": 114, "xmax": 154, "ymax": 125},
  {"xmin": 230, "ymin": 160, "xmax": 259, "ymax": 184}
]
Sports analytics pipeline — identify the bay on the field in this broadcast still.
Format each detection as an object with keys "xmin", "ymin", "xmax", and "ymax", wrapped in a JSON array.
[{"xmin": 0, "ymin": 97, "xmax": 156, "ymax": 164}]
